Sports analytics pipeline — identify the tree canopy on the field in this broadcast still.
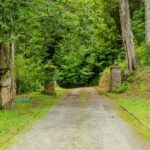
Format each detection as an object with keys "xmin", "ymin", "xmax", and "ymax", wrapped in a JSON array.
[{"xmin": 0, "ymin": 0, "xmax": 147, "ymax": 92}]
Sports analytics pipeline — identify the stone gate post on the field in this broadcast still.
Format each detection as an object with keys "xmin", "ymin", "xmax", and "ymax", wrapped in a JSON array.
[
  {"xmin": 44, "ymin": 80, "xmax": 56, "ymax": 95},
  {"xmin": 110, "ymin": 65, "xmax": 121, "ymax": 92}
]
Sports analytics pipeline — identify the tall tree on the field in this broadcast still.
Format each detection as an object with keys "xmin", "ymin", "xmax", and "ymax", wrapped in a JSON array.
[
  {"xmin": 0, "ymin": 43, "xmax": 15, "ymax": 108},
  {"xmin": 145, "ymin": 0, "xmax": 150, "ymax": 42},
  {"xmin": 119, "ymin": 0, "xmax": 138, "ymax": 73}
]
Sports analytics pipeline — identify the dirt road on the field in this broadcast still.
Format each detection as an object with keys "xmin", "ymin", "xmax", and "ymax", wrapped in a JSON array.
[{"xmin": 8, "ymin": 87, "xmax": 150, "ymax": 150}]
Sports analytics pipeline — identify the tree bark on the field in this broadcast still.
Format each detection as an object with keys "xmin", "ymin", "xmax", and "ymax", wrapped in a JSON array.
[
  {"xmin": 11, "ymin": 40, "xmax": 16, "ymax": 108},
  {"xmin": 0, "ymin": 43, "xmax": 15, "ymax": 109},
  {"xmin": 119, "ymin": 0, "xmax": 138, "ymax": 74},
  {"xmin": 145, "ymin": 0, "xmax": 150, "ymax": 42}
]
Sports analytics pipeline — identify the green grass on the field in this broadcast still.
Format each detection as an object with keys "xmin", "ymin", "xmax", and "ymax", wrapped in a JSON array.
[
  {"xmin": 109, "ymin": 94, "xmax": 150, "ymax": 142},
  {"xmin": 120, "ymin": 112, "xmax": 150, "ymax": 142},
  {"xmin": 0, "ymin": 87, "xmax": 67, "ymax": 149},
  {"xmin": 118, "ymin": 99, "xmax": 150, "ymax": 126},
  {"xmin": 101, "ymin": 67, "xmax": 150, "ymax": 142}
]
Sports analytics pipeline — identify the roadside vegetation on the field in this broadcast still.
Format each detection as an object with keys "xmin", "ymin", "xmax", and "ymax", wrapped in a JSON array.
[
  {"xmin": 1, "ymin": 0, "xmax": 150, "ymax": 147},
  {"xmin": 102, "ymin": 67, "xmax": 150, "ymax": 142},
  {"xmin": 0, "ymin": 87, "xmax": 67, "ymax": 149},
  {"xmin": 112, "ymin": 95, "xmax": 150, "ymax": 142},
  {"xmin": 119, "ymin": 104, "xmax": 150, "ymax": 142}
]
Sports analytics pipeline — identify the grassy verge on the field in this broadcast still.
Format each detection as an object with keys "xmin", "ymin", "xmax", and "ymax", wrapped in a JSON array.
[
  {"xmin": 0, "ymin": 87, "xmax": 67, "ymax": 149},
  {"xmin": 98, "ymin": 66, "xmax": 150, "ymax": 142},
  {"xmin": 108, "ymin": 93, "xmax": 150, "ymax": 142}
]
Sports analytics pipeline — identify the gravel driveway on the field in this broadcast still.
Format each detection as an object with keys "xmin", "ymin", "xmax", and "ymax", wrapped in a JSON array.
[{"xmin": 8, "ymin": 87, "xmax": 150, "ymax": 150}]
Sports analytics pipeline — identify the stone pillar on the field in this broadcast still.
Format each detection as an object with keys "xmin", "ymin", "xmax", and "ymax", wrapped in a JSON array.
[
  {"xmin": 44, "ymin": 80, "xmax": 56, "ymax": 95},
  {"xmin": 110, "ymin": 66, "xmax": 121, "ymax": 92}
]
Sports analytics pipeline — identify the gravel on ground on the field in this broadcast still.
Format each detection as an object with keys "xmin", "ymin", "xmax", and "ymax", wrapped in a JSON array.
[{"xmin": 8, "ymin": 87, "xmax": 150, "ymax": 150}]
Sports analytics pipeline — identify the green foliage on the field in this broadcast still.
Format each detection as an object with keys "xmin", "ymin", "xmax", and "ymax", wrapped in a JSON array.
[
  {"xmin": 1, "ymin": 0, "xmax": 147, "ymax": 90},
  {"xmin": 115, "ymin": 83, "xmax": 128, "ymax": 94},
  {"xmin": 137, "ymin": 43, "xmax": 150, "ymax": 65},
  {"xmin": 130, "ymin": 1, "xmax": 150, "ymax": 66},
  {"xmin": 53, "ymin": 0, "xmax": 121, "ymax": 87},
  {"xmin": 16, "ymin": 55, "xmax": 45, "ymax": 93},
  {"xmin": 131, "ymin": 1, "xmax": 145, "ymax": 45}
]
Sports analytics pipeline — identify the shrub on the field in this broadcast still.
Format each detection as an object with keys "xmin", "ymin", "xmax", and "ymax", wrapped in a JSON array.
[
  {"xmin": 137, "ymin": 42, "xmax": 150, "ymax": 65},
  {"xmin": 115, "ymin": 83, "xmax": 128, "ymax": 94}
]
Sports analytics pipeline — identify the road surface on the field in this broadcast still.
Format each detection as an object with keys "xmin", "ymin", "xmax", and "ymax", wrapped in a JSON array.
[{"xmin": 8, "ymin": 87, "xmax": 150, "ymax": 150}]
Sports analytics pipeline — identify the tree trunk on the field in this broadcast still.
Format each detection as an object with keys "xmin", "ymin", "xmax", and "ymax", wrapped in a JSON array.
[
  {"xmin": 0, "ymin": 43, "xmax": 15, "ymax": 109},
  {"xmin": 11, "ymin": 41, "xmax": 16, "ymax": 107},
  {"xmin": 119, "ymin": 0, "xmax": 138, "ymax": 74},
  {"xmin": 145, "ymin": 0, "xmax": 150, "ymax": 42}
]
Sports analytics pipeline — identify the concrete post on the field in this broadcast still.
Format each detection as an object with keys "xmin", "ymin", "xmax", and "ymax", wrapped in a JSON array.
[{"xmin": 110, "ymin": 66, "xmax": 121, "ymax": 92}]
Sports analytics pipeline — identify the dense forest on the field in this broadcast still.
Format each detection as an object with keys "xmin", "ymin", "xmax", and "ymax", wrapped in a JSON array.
[
  {"xmin": 2, "ymin": 1, "xmax": 150, "ymax": 148},
  {"xmin": 0, "ymin": 0, "xmax": 149, "ymax": 107}
]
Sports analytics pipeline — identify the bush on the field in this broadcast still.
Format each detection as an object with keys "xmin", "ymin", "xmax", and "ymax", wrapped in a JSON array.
[
  {"xmin": 115, "ymin": 83, "xmax": 128, "ymax": 94},
  {"xmin": 16, "ymin": 55, "xmax": 45, "ymax": 93},
  {"xmin": 137, "ymin": 42, "xmax": 150, "ymax": 65}
]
